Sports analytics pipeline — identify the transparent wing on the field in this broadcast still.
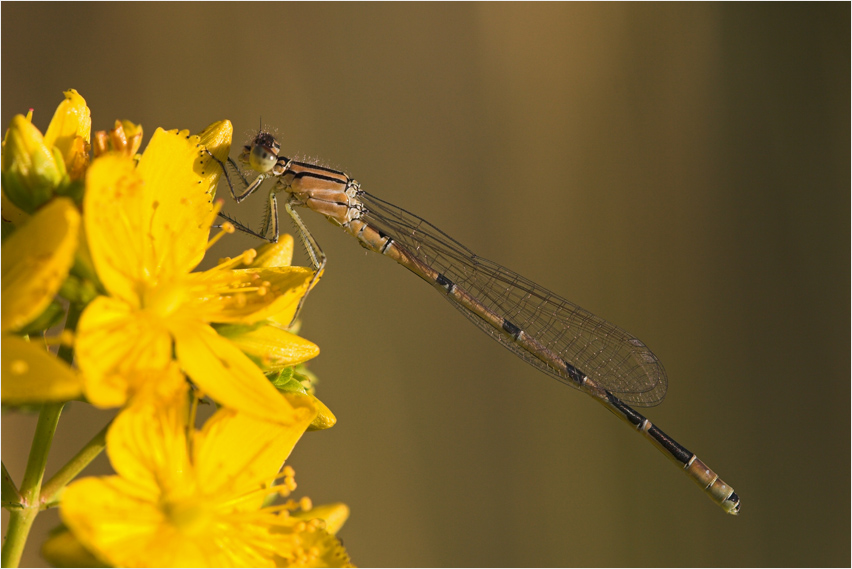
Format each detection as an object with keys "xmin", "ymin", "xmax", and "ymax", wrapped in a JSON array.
[{"xmin": 358, "ymin": 191, "xmax": 667, "ymax": 407}]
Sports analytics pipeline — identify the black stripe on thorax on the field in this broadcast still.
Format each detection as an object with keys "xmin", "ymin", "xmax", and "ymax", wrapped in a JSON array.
[
  {"xmin": 289, "ymin": 158, "xmax": 350, "ymax": 178},
  {"xmin": 290, "ymin": 170, "xmax": 350, "ymax": 185}
]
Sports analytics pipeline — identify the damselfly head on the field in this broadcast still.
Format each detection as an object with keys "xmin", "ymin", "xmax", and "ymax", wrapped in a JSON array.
[{"xmin": 243, "ymin": 131, "xmax": 280, "ymax": 174}]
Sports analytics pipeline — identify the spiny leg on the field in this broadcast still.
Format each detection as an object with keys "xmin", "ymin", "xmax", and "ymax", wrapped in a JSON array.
[
  {"xmin": 261, "ymin": 186, "xmax": 280, "ymax": 244},
  {"xmin": 206, "ymin": 150, "xmax": 266, "ymax": 202},
  {"xmin": 285, "ymin": 201, "xmax": 327, "ymax": 324},
  {"xmin": 214, "ymin": 210, "xmax": 268, "ymax": 241},
  {"xmin": 206, "ymin": 149, "xmax": 274, "ymax": 241}
]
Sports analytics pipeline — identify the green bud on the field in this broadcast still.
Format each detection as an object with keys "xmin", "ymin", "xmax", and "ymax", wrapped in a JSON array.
[{"xmin": 1, "ymin": 115, "xmax": 65, "ymax": 213}]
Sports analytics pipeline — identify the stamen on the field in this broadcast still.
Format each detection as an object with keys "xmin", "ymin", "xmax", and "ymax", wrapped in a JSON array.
[
  {"xmin": 242, "ymin": 249, "xmax": 258, "ymax": 265},
  {"xmin": 207, "ymin": 223, "xmax": 235, "ymax": 251},
  {"xmin": 214, "ymin": 249, "xmax": 257, "ymax": 271},
  {"xmin": 214, "ymin": 466, "xmax": 300, "ymax": 511}
]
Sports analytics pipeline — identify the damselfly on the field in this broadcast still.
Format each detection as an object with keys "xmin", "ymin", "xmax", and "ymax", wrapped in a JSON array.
[{"xmin": 211, "ymin": 131, "xmax": 740, "ymax": 515}]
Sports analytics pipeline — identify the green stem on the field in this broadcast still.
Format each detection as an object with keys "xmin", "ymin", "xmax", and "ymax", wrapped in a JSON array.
[
  {"xmin": 1, "ymin": 303, "xmax": 83, "ymax": 567},
  {"xmin": 40, "ymin": 422, "xmax": 109, "ymax": 508},
  {"xmin": 1, "ymin": 403, "xmax": 64, "ymax": 568}
]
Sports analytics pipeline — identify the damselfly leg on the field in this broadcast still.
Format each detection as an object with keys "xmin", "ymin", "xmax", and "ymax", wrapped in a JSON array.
[{"xmin": 206, "ymin": 139, "xmax": 327, "ymax": 322}]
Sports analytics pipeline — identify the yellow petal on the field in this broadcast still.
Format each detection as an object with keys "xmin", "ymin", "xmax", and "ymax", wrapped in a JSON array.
[
  {"xmin": 220, "ymin": 236, "xmax": 295, "ymax": 270},
  {"xmin": 193, "ymin": 395, "xmax": 315, "ymax": 497},
  {"xmin": 83, "ymin": 154, "xmax": 150, "ymax": 304},
  {"xmin": 195, "ymin": 120, "xmax": 232, "ymax": 198},
  {"xmin": 266, "ymin": 267, "xmax": 321, "ymax": 328},
  {"xmin": 41, "ymin": 526, "xmax": 109, "ymax": 568},
  {"xmin": 225, "ymin": 324, "xmax": 320, "ymax": 371},
  {"xmin": 136, "ymin": 127, "xmax": 217, "ymax": 268},
  {"xmin": 188, "ymin": 265, "xmax": 314, "ymax": 324},
  {"xmin": 86, "ymin": 128, "xmax": 216, "ymax": 300},
  {"xmin": 60, "ymin": 476, "xmax": 171, "ymax": 568},
  {"xmin": 106, "ymin": 383, "xmax": 191, "ymax": 494},
  {"xmin": 238, "ymin": 267, "xmax": 315, "ymax": 323},
  {"xmin": 196, "ymin": 120, "xmax": 232, "ymax": 164},
  {"xmin": 43, "ymin": 89, "xmax": 91, "ymax": 180},
  {"xmin": 307, "ymin": 394, "xmax": 337, "ymax": 431},
  {"xmin": 1, "ymin": 197, "xmax": 80, "ymax": 333},
  {"xmin": 171, "ymin": 318, "xmax": 302, "ymax": 424},
  {"xmin": 76, "ymin": 296, "xmax": 174, "ymax": 408},
  {"xmin": 251, "ymin": 235, "xmax": 295, "ymax": 268},
  {"xmin": 1, "ymin": 334, "xmax": 83, "ymax": 404},
  {"xmin": 1, "ymin": 114, "xmax": 63, "ymax": 212}
]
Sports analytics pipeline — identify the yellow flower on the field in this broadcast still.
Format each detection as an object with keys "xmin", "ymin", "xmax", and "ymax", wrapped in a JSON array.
[
  {"xmin": 1, "ymin": 196, "xmax": 83, "ymax": 403},
  {"xmin": 220, "ymin": 236, "xmax": 320, "ymax": 371},
  {"xmin": 226, "ymin": 235, "xmax": 312, "ymax": 327},
  {"xmin": 216, "ymin": 236, "xmax": 335, "ymax": 431},
  {"xmin": 75, "ymin": 124, "xmax": 316, "ymax": 423},
  {"xmin": 60, "ymin": 384, "xmax": 351, "ymax": 568},
  {"xmin": 43, "ymin": 88, "xmax": 91, "ymax": 180},
  {"xmin": 1, "ymin": 89, "xmax": 91, "ymax": 216}
]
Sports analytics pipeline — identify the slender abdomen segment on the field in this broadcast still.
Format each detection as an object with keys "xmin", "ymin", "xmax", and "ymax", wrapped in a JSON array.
[
  {"xmin": 348, "ymin": 221, "xmax": 590, "ymax": 393},
  {"xmin": 342, "ymin": 208, "xmax": 741, "ymax": 514},
  {"xmin": 601, "ymin": 390, "xmax": 740, "ymax": 514}
]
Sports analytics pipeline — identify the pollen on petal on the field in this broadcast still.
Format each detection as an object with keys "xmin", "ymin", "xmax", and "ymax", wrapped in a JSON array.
[
  {"xmin": 10, "ymin": 359, "xmax": 28, "ymax": 375},
  {"xmin": 2, "ymin": 334, "xmax": 83, "ymax": 404}
]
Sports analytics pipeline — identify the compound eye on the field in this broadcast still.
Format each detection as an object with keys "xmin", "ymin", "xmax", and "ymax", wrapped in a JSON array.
[{"xmin": 249, "ymin": 143, "xmax": 278, "ymax": 173}]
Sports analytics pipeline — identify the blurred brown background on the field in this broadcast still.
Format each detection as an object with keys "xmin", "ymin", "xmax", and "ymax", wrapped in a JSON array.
[{"xmin": 2, "ymin": 3, "xmax": 849, "ymax": 567}]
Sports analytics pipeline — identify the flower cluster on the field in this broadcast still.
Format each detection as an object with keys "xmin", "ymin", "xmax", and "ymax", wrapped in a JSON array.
[{"xmin": 1, "ymin": 90, "xmax": 351, "ymax": 568}]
